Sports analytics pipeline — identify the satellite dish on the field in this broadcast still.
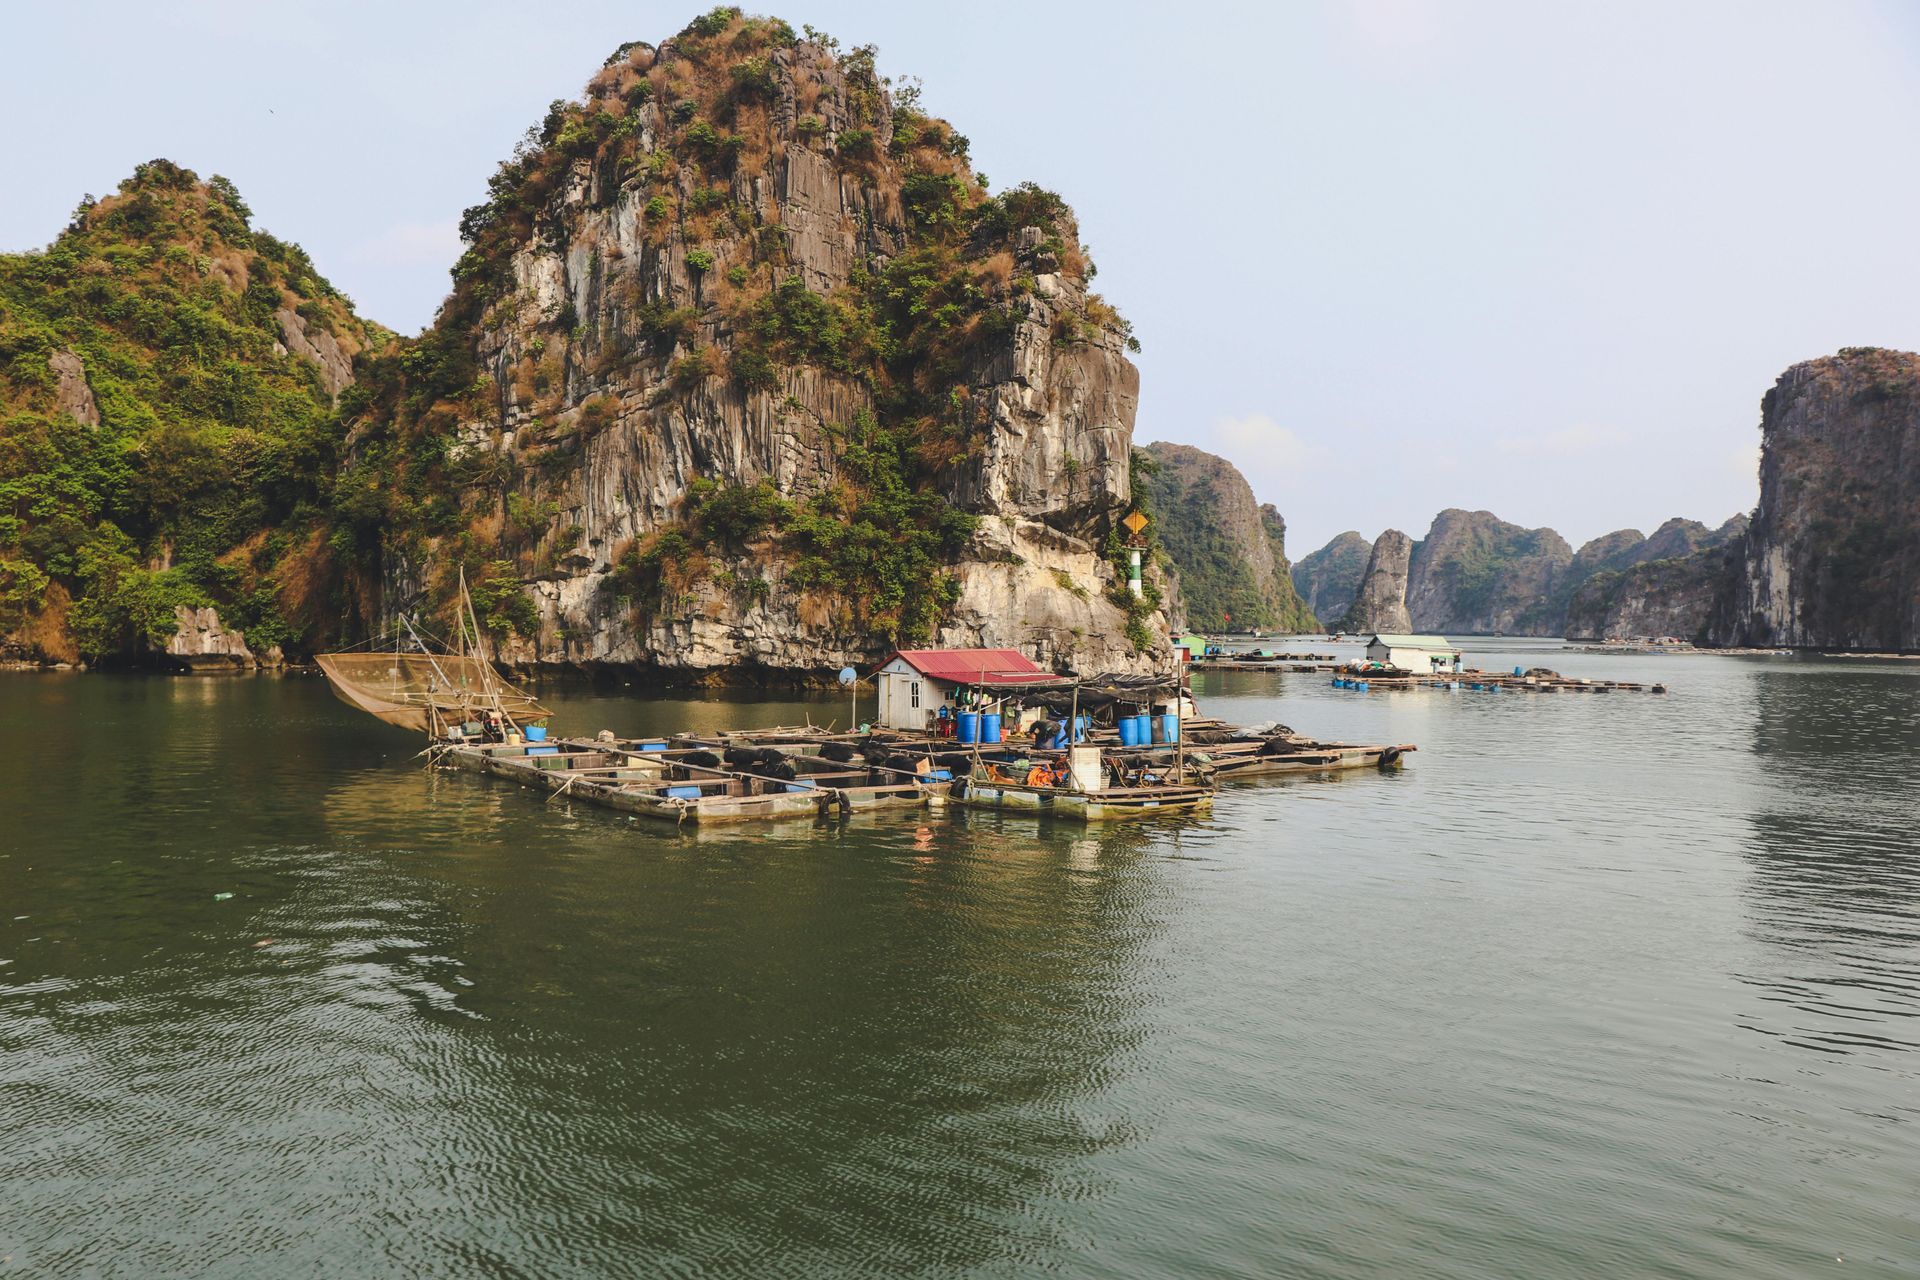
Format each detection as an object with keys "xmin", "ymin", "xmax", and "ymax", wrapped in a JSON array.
[{"xmin": 837, "ymin": 666, "xmax": 857, "ymax": 686}]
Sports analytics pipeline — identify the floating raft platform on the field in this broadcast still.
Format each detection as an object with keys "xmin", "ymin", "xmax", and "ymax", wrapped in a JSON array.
[
  {"xmin": 1190, "ymin": 658, "xmax": 1346, "ymax": 673},
  {"xmin": 431, "ymin": 719, "xmax": 1412, "ymax": 826},
  {"xmin": 1328, "ymin": 668, "xmax": 1666, "ymax": 694},
  {"xmin": 438, "ymin": 737, "xmax": 948, "ymax": 825},
  {"xmin": 1189, "ymin": 659, "xmax": 1669, "ymax": 694}
]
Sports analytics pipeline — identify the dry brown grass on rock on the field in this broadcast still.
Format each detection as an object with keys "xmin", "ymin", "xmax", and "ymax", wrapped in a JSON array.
[{"xmin": 23, "ymin": 584, "xmax": 79, "ymax": 665}]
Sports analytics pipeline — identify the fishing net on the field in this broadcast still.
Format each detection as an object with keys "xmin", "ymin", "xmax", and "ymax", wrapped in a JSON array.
[{"xmin": 316, "ymin": 652, "xmax": 549, "ymax": 733}]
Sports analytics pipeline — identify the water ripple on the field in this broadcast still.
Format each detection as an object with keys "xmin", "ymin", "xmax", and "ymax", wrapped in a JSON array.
[{"xmin": 2, "ymin": 653, "xmax": 1917, "ymax": 1277}]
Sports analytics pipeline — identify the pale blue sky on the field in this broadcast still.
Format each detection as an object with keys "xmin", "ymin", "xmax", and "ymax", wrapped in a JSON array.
[{"xmin": 6, "ymin": 1, "xmax": 1918, "ymax": 553}]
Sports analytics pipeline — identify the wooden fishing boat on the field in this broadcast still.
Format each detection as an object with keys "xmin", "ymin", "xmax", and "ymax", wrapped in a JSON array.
[
  {"xmin": 952, "ymin": 744, "xmax": 1215, "ymax": 821},
  {"xmin": 956, "ymin": 776, "xmax": 1214, "ymax": 820},
  {"xmin": 1193, "ymin": 738, "xmax": 1414, "ymax": 778}
]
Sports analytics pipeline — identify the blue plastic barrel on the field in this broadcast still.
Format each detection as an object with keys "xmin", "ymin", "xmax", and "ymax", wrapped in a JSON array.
[
  {"xmin": 1049, "ymin": 730, "xmax": 1067, "ymax": 749},
  {"xmin": 957, "ymin": 711, "xmax": 980, "ymax": 744},
  {"xmin": 524, "ymin": 725, "xmax": 548, "ymax": 743},
  {"xmin": 1118, "ymin": 716, "xmax": 1138, "ymax": 746},
  {"xmin": 641, "ymin": 741, "xmax": 670, "ymax": 752},
  {"xmin": 1162, "ymin": 714, "xmax": 1180, "ymax": 743},
  {"xmin": 666, "ymin": 785, "xmax": 702, "ymax": 800},
  {"xmin": 981, "ymin": 713, "xmax": 1002, "ymax": 744},
  {"xmin": 528, "ymin": 746, "xmax": 560, "ymax": 756},
  {"xmin": 1073, "ymin": 715, "xmax": 1088, "ymax": 742}
]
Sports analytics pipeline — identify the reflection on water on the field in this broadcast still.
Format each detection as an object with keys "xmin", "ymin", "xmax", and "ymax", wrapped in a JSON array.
[
  {"xmin": 1, "ymin": 676, "xmax": 1165, "ymax": 1275},
  {"xmin": 1742, "ymin": 669, "xmax": 1920, "ymax": 1057},
  {"xmin": 4, "ymin": 659, "xmax": 1920, "ymax": 1277}
]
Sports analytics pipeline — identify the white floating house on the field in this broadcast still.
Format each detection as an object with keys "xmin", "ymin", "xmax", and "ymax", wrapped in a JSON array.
[
  {"xmin": 1365, "ymin": 634, "xmax": 1463, "ymax": 675},
  {"xmin": 871, "ymin": 648, "xmax": 1053, "ymax": 731}
]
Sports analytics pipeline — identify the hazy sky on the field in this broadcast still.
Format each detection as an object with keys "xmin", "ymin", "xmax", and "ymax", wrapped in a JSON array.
[{"xmin": 6, "ymin": 1, "xmax": 1919, "ymax": 553}]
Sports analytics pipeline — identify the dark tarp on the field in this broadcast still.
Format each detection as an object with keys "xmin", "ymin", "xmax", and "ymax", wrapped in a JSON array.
[{"xmin": 973, "ymin": 671, "xmax": 1181, "ymax": 713}]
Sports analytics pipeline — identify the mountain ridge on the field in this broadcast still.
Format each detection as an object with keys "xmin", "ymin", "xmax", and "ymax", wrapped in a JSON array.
[
  {"xmin": 1139, "ymin": 441, "xmax": 1315, "ymax": 633},
  {"xmin": 4, "ymin": 9, "xmax": 1174, "ymax": 675}
]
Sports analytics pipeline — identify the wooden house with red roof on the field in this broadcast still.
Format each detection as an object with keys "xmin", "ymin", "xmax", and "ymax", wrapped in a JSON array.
[{"xmin": 872, "ymin": 648, "xmax": 1056, "ymax": 731}]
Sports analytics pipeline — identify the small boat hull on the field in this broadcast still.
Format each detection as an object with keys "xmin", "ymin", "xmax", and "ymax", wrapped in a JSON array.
[{"xmin": 955, "ymin": 780, "xmax": 1214, "ymax": 821}]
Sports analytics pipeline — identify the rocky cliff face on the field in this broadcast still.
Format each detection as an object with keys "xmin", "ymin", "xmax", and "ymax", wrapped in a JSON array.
[
  {"xmin": 1139, "ymin": 442, "xmax": 1315, "ymax": 632},
  {"xmin": 1292, "ymin": 532, "xmax": 1370, "ymax": 627},
  {"xmin": 347, "ymin": 12, "xmax": 1166, "ymax": 676},
  {"xmin": 1335, "ymin": 530, "xmax": 1413, "ymax": 633},
  {"xmin": 1564, "ymin": 542, "xmax": 1742, "ymax": 641},
  {"xmin": 1565, "ymin": 528, "xmax": 1648, "ymax": 588},
  {"xmin": 1560, "ymin": 515, "xmax": 1749, "ymax": 641},
  {"xmin": 1642, "ymin": 515, "xmax": 1737, "ymax": 563},
  {"xmin": 1719, "ymin": 349, "xmax": 1920, "ymax": 650},
  {"xmin": 1404, "ymin": 510, "xmax": 1572, "ymax": 635},
  {"xmin": 162, "ymin": 604, "xmax": 268, "ymax": 671}
]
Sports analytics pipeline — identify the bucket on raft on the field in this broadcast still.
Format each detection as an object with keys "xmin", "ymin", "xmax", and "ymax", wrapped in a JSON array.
[
  {"xmin": 981, "ymin": 713, "xmax": 1002, "ymax": 744},
  {"xmin": 524, "ymin": 725, "xmax": 548, "ymax": 743},
  {"xmin": 957, "ymin": 711, "xmax": 980, "ymax": 744}
]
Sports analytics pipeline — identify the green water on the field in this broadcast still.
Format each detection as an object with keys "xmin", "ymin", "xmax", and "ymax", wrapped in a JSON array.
[{"xmin": 3, "ymin": 642, "xmax": 1917, "ymax": 1277}]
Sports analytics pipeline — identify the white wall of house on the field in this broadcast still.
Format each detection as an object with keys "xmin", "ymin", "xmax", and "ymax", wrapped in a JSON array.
[
  {"xmin": 875, "ymin": 659, "xmax": 938, "ymax": 730},
  {"xmin": 1368, "ymin": 642, "xmax": 1462, "ymax": 673}
]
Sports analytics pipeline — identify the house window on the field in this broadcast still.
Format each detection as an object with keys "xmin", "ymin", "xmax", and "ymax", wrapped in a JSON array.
[{"xmin": 911, "ymin": 681, "xmax": 921, "ymax": 709}]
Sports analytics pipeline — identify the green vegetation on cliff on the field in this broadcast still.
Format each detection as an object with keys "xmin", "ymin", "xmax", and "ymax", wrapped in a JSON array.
[
  {"xmin": 1139, "ymin": 441, "xmax": 1315, "ymax": 633},
  {"xmin": 0, "ymin": 160, "xmax": 384, "ymax": 661}
]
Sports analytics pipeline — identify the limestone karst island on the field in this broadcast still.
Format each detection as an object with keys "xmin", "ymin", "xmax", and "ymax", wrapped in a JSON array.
[{"xmin": 3, "ymin": 6, "xmax": 1917, "ymax": 1277}]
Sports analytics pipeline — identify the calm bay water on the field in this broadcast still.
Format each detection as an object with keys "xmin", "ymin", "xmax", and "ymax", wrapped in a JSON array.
[{"xmin": 3, "ymin": 641, "xmax": 1917, "ymax": 1277}]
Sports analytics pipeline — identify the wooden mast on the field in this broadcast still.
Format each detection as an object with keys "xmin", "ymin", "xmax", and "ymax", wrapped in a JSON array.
[{"xmin": 459, "ymin": 565, "xmax": 514, "ymax": 730}]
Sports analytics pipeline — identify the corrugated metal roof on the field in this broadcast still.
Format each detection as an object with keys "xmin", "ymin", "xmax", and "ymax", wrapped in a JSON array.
[
  {"xmin": 1368, "ymin": 634, "xmax": 1459, "ymax": 649},
  {"xmin": 887, "ymin": 648, "xmax": 1047, "ymax": 682}
]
